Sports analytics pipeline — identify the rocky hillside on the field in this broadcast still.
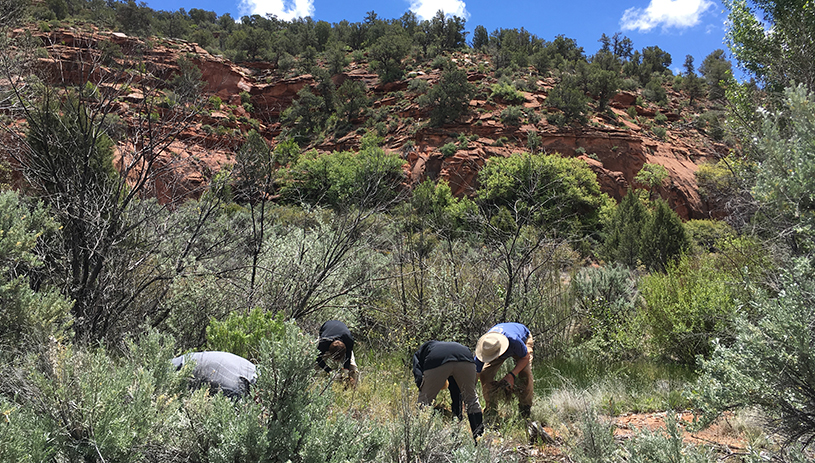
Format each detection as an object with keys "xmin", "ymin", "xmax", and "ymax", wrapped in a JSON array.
[{"xmin": 14, "ymin": 26, "xmax": 731, "ymax": 219}]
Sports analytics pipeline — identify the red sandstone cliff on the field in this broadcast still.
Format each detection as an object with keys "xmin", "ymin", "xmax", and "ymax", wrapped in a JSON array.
[{"xmin": 6, "ymin": 27, "xmax": 729, "ymax": 220}]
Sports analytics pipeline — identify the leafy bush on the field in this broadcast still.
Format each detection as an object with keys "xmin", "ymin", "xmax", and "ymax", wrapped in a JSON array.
[
  {"xmin": 477, "ymin": 152, "xmax": 613, "ymax": 239},
  {"xmin": 693, "ymin": 257, "xmax": 815, "ymax": 447},
  {"xmin": 0, "ymin": 190, "xmax": 72, "ymax": 348},
  {"xmin": 638, "ymin": 252, "xmax": 738, "ymax": 364},
  {"xmin": 440, "ymin": 142, "xmax": 458, "ymax": 157},
  {"xmin": 206, "ymin": 308, "xmax": 286, "ymax": 362},
  {"xmin": 622, "ymin": 411, "xmax": 712, "ymax": 463},
  {"xmin": 500, "ymin": 105, "xmax": 524, "ymax": 125},
  {"xmin": 279, "ymin": 146, "xmax": 405, "ymax": 209},
  {"xmin": 0, "ymin": 330, "xmax": 187, "ymax": 462},
  {"xmin": 652, "ymin": 126, "xmax": 667, "ymax": 140},
  {"xmin": 572, "ymin": 264, "xmax": 641, "ymax": 359},
  {"xmin": 490, "ymin": 82, "xmax": 525, "ymax": 104},
  {"xmin": 603, "ymin": 193, "xmax": 689, "ymax": 272},
  {"xmin": 418, "ymin": 65, "xmax": 475, "ymax": 126},
  {"xmin": 570, "ymin": 407, "xmax": 617, "ymax": 463},
  {"xmin": 546, "ymin": 76, "xmax": 590, "ymax": 124}
]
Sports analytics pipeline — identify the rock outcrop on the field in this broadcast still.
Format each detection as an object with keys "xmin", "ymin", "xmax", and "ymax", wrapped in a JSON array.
[{"xmin": 9, "ymin": 27, "xmax": 729, "ymax": 220}]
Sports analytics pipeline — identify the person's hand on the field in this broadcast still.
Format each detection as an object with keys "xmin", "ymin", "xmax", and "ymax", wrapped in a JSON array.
[{"xmin": 503, "ymin": 372, "xmax": 515, "ymax": 388}]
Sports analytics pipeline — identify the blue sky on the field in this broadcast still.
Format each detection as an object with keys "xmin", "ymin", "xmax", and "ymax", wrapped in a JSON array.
[{"xmin": 146, "ymin": 0, "xmax": 734, "ymax": 76}]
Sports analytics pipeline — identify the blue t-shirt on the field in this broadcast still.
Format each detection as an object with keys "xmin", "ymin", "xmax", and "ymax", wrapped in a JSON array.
[{"xmin": 475, "ymin": 322, "xmax": 530, "ymax": 372}]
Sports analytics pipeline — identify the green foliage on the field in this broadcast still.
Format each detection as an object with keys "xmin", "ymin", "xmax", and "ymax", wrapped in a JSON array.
[
  {"xmin": 500, "ymin": 105, "xmax": 524, "ymax": 125},
  {"xmin": 723, "ymin": 0, "xmax": 815, "ymax": 91},
  {"xmin": 622, "ymin": 411, "xmax": 712, "ymax": 463},
  {"xmin": 439, "ymin": 142, "xmax": 458, "ymax": 157},
  {"xmin": 585, "ymin": 59, "xmax": 621, "ymax": 111},
  {"xmin": 477, "ymin": 152, "xmax": 612, "ymax": 239},
  {"xmin": 170, "ymin": 56, "xmax": 203, "ymax": 101},
  {"xmin": 572, "ymin": 263, "xmax": 641, "ymax": 360},
  {"xmin": 527, "ymin": 130, "xmax": 542, "ymax": 154},
  {"xmin": 335, "ymin": 78, "xmax": 368, "ymax": 124},
  {"xmin": 490, "ymin": 82, "xmax": 525, "ymax": 104},
  {"xmin": 698, "ymin": 49, "xmax": 731, "ymax": 100},
  {"xmin": 635, "ymin": 163, "xmax": 668, "ymax": 190},
  {"xmin": 751, "ymin": 84, "xmax": 815, "ymax": 253},
  {"xmin": 419, "ymin": 64, "xmax": 475, "ymax": 126},
  {"xmin": 208, "ymin": 94, "xmax": 222, "ymax": 110},
  {"xmin": 651, "ymin": 126, "xmax": 666, "ymax": 140},
  {"xmin": 693, "ymin": 257, "xmax": 815, "ymax": 447},
  {"xmin": 546, "ymin": 75, "xmax": 590, "ymax": 124},
  {"xmin": 281, "ymin": 87, "xmax": 328, "ymax": 143},
  {"xmin": 279, "ymin": 146, "xmax": 405, "ymax": 209},
  {"xmin": 603, "ymin": 193, "xmax": 689, "ymax": 272},
  {"xmin": 643, "ymin": 76, "xmax": 667, "ymax": 104},
  {"xmin": 638, "ymin": 253, "xmax": 738, "ymax": 364},
  {"xmin": 570, "ymin": 407, "xmax": 617, "ymax": 463},
  {"xmin": 1, "ymin": 330, "xmax": 187, "ymax": 462},
  {"xmin": 368, "ymin": 29, "xmax": 410, "ymax": 83},
  {"xmin": 601, "ymin": 191, "xmax": 649, "ymax": 268},
  {"xmin": 0, "ymin": 191, "xmax": 72, "ymax": 347},
  {"xmin": 683, "ymin": 219, "xmax": 736, "ymax": 253},
  {"xmin": 274, "ymin": 137, "xmax": 301, "ymax": 165},
  {"xmin": 206, "ymin": 308, "xmax": 286, "ymax": 362}
]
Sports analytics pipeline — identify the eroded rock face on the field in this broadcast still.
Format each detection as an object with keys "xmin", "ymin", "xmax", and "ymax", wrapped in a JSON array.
[{"xmin": 14, "ymin": 28, "xmax": 724, "ymax": 220}]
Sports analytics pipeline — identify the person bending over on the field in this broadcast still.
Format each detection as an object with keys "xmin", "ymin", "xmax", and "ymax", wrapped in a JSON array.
[{"xmin": 413, "ymin": 340, "xmax": 483, "ymax": 440}]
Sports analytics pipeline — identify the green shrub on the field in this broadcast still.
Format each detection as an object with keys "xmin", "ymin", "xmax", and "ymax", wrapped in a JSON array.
[
  {"xmin": 652, "ymin": 126, "xmax": 667, "ymax": 140},
  {"xmin": 500, "ymin": 105, "xmax": 524, "ymax": 125},
  {"xmin": 206, "ymin": 309, "xmax": 286, "ymax": 362},
  {"xmin": 546, "ymin": 76, "xmax": 590, "ymax": 124},
  {"xmin": 654, "ymin": 111, "xmax": 668, "ymax": 125},
  {"xmin": 490, "ymin": 82, "xmax": 525, "ymax": 104},
  {"xmin": 638, "ymin": 252, "xmax": 737, "ymax": 364},
  {"xmin": 570, "ymin": 407, "xmax": 617, "ymax": 463},
  {"xmin": 572, "ymin": 263, "xmax": 641, "ymax": 360},
  {"xmin": 0, "ymin": 190, "xmax": 72, "ymax": 347},
  {"xmin": 603, "ymin": 193, "xmax": 689, "ymax": 272},
  {"xmin": 279, "ymin": 146, "xmax": 405, "ymax": 209},
  {"xmin": 439, "ymin": 142, "xmax": 458, "ymax": 158},
  {"xmin": 622, "ymin": 411, "xmax": 712, "ymax": 463},
  {"xmin": 418, "ymin": 65, "xmax": 475, "ymax": 126}
]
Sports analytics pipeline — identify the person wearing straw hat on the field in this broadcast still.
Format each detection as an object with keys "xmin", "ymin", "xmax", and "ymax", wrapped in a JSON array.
[
  {"xmin": 316, "ymin": 320, "xmax": 359, "ymax": 387},
  {"xmin": 474, "ymin": 322, "xmax": 534, "ymax": 419},
  {"xmin": 412, "ymin": 340, "xmax": 484, "ymax": 440}
]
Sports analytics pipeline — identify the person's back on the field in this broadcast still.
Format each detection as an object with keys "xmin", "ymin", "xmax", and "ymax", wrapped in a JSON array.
[{"xmin": 172, "ymin": 351, "xmax": 257, "ymax": 398}]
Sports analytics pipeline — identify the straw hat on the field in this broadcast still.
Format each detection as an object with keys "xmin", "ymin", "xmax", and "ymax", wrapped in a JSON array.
[{"xmin": 475, "ymin": 332, "xmax": 509, "ymax": 364}]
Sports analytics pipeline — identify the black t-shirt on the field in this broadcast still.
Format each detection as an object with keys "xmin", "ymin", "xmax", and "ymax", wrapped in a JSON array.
[
  {"xmin": 316, "ymin": 320, "xmax": 354, "ymax": 372},
  {"xmin": 412, "ymin": 340, "xmax": 474, "ymax": 388}
]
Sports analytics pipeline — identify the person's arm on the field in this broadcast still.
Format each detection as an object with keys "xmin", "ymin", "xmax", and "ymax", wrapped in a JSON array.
[
  {"xmin": 503, "ymin": 352, "xmax": 530, "ymax": 387},
  {"xmin": 412, "ymin": 351, "xmax": 423, "ymax": 389},
  {"xmin": 316, "ymin": 340, "xmax": 332, "ymax": 372}
]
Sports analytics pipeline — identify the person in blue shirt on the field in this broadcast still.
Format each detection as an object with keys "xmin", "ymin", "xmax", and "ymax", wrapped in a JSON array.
[
  {"xmin": 412, "ymin": 340, "xmax": 483, "ymax": 440},
  {"xmin": 474, "ymin": 322, "xmax": 534, "ymax": 418}
]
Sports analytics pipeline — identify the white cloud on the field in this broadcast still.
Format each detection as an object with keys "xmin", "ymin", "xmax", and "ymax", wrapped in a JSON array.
[
  {"xmin": 409, "ymin": 0, "xmax": 469, "ymax": 21},
  {"xmin": 620, "ymin": 0, "xmax": 715, "ymax": 32},
  {"xmin": 238, "ymin": 0, "xmax": 314, "ymax": 21}
]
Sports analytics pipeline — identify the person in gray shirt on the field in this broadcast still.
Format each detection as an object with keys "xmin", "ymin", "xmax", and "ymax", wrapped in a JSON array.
[{"xmin": 171, "ymin": 351, "xmax": 257, "ymax": 398}]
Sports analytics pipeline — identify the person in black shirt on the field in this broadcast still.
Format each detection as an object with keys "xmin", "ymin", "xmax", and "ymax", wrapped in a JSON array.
[
  {"xmin": 412, "ymin": 340, "xmax": 483, "ymax": 440},
  {"xmin": 316, "ymin": 320, "xmax": 359, "ymax": 387}
]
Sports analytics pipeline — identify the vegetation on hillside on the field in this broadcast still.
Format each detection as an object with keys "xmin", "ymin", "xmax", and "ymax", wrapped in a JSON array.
[{"xmin": 1, "ymin": 0, "xmax": 815, "ymax": 461}]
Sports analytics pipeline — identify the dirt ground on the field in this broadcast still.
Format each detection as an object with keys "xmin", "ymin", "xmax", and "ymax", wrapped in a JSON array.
[{"xmin": 504, "ymin": 411, "xmax": 749, "ymax": 462}]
